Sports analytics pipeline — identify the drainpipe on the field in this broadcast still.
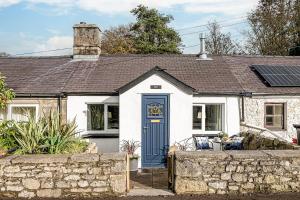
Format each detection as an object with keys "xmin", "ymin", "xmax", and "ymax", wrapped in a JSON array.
[
  {"xmin": 240, "ymin": 92, "xmax": 252, "ymax": 123},
  {"xmin": 57, "ymin": 93, "xmax": 64, "ymax": 124},
  {"xmin": 241, "ymin": 96, "xmax": 245, "ymax": 122}
]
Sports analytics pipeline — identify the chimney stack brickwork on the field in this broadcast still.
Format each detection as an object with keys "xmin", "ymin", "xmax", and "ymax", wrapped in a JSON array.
[{"xmin": 73, "ymin": 22, "xmax": 101, "ymax": 60}]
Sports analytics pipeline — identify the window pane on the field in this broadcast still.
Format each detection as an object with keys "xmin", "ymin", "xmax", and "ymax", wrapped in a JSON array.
[
  {"xmin": 11, "ymin": 107, "xmax": 36, "ymax": 122},
  {"xmin": 266, "ymin": 116, "xmax": 273, "ymax": 126},
  {"xmin": 274, "ymin": 116, "xmax": 283, "ymax": 127},
  {"xmin": 264, "ymin": 103, "xmax": 284, "ymax": 129},
  {"xmin": 266, "ymin": 105, "xmax": 273, "ymax": 115},
  {"xmin": 205, "ymin": 105, "xmax": 222, "ymax": 131},
  {"xmin": 87, "ymin": 104, "xmax": 104, "ymax": 131},
  {"xmin": 275, "ymin": 105, "xmax": 283, "ymax": 115},
  {"xmin": 107, "ymin": 105, "xmax": 119, "ymax": 129},
  {"xmin": 193, "ymin": 106, "xmax": 202, "ymax": 130}
]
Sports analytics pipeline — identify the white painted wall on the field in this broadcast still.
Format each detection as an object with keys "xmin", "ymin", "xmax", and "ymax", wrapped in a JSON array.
[
  {"xmin": 67, "ymin": 96, "xmax": 119, "ymax": 135},
  {"xmin": 67, "ymin": 77, "xmax": 240, "ymax": 167},
  {"xmin": 67, "ymin": 96, "xmax": 119, "ymax": 153},
  {"xmin": 119, "ymin": 74, "xmax": 193, "ymax": 167}
]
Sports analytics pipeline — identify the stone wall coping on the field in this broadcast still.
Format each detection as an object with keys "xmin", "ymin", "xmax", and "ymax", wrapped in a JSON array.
[
  {"xmin": 0, "ymin": 155, "xmax": 18, "ymax": 165},
  {"xmin": 262, "ymin": 150, "xmax": 300, "ymax": 158},
  {"xmin": 0, "ymin": 152, "xmax": 127, "ymax": 165},
  {"xmin": 174, "ymin": 150, "xmax": 300, "ymax": 160},
  {"xmin": 70, "ymin": 153, "xmax": 99, "ymax": 162},
  {"xmin": 11, "ymin": 154, "xmax": 70, "ymax": 164},
  {"xmin": 175, "ymin": 151, "xmax": 229, "ymax": 160},
  {"xmin": 225, "ymin": 150, "xmax": 268, "ymax": 159},
  {"xmin": 100, "ymin": 152, "xmax": 127, "ymax": 161}
]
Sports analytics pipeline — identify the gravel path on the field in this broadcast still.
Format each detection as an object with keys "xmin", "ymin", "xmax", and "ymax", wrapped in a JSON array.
[{"xmin": 2, "ymin": 193, "xmax": 300, "ymax": 200}]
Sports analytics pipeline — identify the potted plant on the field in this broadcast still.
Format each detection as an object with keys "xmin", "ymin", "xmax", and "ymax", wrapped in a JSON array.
[{"xmin": 120, "ymin": 140, "xmax": 140, "ymax": 171}]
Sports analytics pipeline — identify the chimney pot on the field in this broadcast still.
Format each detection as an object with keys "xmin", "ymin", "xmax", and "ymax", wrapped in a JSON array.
[
  {"xmin": 73, "ymin": 22, "xmax": 101, "ymax": 61},
  {"xmin": 197, "ymin": 33, "xmax": 212, "ymax": 60}
]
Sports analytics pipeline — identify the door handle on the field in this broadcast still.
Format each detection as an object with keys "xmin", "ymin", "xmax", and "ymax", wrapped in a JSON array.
[{"xmin": 143, "ymin": 126, "xmax": 149, "ymax": 129}]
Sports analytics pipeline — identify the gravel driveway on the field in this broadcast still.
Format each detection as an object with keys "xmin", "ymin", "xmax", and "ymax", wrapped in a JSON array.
[{"xmin": 2, "ymin": 193, "xmax": 300, "ymax": 200}]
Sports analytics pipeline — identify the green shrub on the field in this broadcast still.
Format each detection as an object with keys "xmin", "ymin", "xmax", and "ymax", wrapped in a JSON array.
[
  {"xmin": 40, "ymin": 111, "xmax": 87, "ymax": 154},
  {"xmin": 1, "ymin": 111, "xmax": 88, "ymax": 155},
  {"xmin": 0, "ymin": 120, "xmax": 18, "ymax": 150},
  {"xmin": 13, "ymin": 117, "xmax": 46, "ymax": 154}
]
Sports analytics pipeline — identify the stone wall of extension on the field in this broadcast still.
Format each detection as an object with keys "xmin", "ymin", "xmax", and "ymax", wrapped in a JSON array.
[
  {"xmin": 0, "ymin": 153, "xmax": 127, "ymax": 198},
  {"xmin": 172, "ymin": 150, "xmax": 300, "ymax": 194},
  {"xmin": 4, "ymin": 98, "xmax": 68, "ymax": 123},
  {"xmin": 242, "ymin": 96, "xmax": 300, "ymax": 139}
]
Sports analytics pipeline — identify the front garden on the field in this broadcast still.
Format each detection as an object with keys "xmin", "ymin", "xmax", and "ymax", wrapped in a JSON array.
[{"xmin": 0, "ymin": 111, "xmax": 88, "ymax": 157}]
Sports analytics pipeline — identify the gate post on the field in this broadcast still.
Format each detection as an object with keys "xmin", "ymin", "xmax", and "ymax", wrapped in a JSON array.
[
  {"xmin": 126, "ymin": 153, "xmax": 130, "ymax": 192},
  {"xmin": 167, "ymin": 151, "xmax": 175, "ymax": 191}
]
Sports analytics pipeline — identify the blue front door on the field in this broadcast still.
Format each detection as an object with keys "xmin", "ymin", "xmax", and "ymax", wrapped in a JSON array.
[{"xmin": 142, "ymin": 94, "xmax": 169, "ymax": 168}]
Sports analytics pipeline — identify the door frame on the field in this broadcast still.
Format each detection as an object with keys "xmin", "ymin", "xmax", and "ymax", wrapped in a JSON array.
[{"xmin": 141, "ymin": 94, "xmax": 170, "ymax": 168}]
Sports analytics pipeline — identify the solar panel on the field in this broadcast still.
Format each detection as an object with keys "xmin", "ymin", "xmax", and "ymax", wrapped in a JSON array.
[{"xmin": 251, "ymin": 65, "xmax": 300, "ymax": 87}]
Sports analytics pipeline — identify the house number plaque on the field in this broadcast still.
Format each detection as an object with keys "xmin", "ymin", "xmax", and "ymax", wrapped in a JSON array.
[{"xmin": 150, "ymin": 85, "xmax": 162, "ymax": 89}]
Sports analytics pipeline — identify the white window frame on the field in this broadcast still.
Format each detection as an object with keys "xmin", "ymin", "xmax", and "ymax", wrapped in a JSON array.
[
  {"xmin": 86, "ymin": 103, "xmax": 119, "ymax": 133},
  {"xmin": 193, "ymin": 103, "xmax": 224, "ymax": 133},
  {"xmin": 7, "ymin": 104, "xmax": 39, "ymax": 122},
  {"xmin": 192, "ymin": 104, "xmax": 205, "ymax": 131}
]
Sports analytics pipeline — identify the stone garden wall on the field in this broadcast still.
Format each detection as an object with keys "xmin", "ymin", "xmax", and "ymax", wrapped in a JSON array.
[
  {"xmin": 173, "ymin": 150, "xmax": 300, "ymax": 194},
  {"xmin": 0, "ymin": 153, "xmax": 127, "ymax": 198}
]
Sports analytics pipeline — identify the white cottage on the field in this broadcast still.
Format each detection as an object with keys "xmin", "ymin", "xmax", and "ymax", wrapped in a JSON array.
[{"xmin": 0, "ymin": 22, "xmax": 299, "ymax": 168}]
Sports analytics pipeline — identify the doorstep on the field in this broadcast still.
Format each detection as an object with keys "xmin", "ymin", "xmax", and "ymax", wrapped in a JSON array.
[{"xmin": 127, "ymin": 188, "xmax": 174, "ymax": 196}]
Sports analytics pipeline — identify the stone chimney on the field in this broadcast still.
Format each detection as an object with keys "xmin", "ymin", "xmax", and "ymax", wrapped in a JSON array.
[{"xmin": 73, "ymin": 22, "xmax": 101, "ymax": 60}]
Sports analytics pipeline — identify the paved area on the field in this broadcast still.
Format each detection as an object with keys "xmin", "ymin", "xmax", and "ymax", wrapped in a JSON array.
[
  {"xmin": 130, "ymin": 168, "xmax": 169, "ymax": 189},
  {"xmin": 129, "ymin": 168, "xmax": 173, "ymax": 196},
  {"xmin": 127, "ymin": 188, "xmax": 174, "ymax": 196}
]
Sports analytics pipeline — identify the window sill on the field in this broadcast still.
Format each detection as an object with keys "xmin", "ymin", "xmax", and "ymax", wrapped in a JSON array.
[
  {"xmin": 265, "ymin": 128, "xmax": 286, "ymax": 132},
  {"xmin": 82, "ymin": 133, "xmax": 119, "ymax": 138}
]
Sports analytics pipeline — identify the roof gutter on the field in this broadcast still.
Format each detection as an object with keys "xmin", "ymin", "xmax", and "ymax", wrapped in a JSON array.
[
  {"xmin": 251, "ymin": 93, "xmax": 300, "ymax": 96},
  {"xmin": 64, "ymin": 92, "xmax": 119, "ymax": 96},
  {"xmin": 193, "ymin": 92, "xmax": 242, "ymax": 96},
  {"xmin": 15, "ymin": 93, "xmax": 64, "ymax": 98}
]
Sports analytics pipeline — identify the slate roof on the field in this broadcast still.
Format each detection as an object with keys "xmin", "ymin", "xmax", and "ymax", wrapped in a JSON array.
[
  {"xmin": 224, "ymin": 56, "xmax": 300, "ymax": 94},
  {"xmin": 0, "ymin": 56, "xmax": 72, "ymax": 95},
  {"xmin": 0, "ymin": 54, "xmax": 299, "ymax": 96}
]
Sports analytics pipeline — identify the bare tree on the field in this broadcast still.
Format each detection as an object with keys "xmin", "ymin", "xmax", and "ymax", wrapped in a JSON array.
[
  {"xmin": 205, "ymin": 21, "xmax": 241, "ymax": 55},
  {"xmin": 246, "ymin": 0, "xmax": 299, "ymax": 55}
]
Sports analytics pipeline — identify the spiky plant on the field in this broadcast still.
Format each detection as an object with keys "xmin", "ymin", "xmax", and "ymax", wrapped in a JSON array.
[
  {"xmin": 120, "ymin": 140, "xmax": 140, "ymax": 155},
  {"xmin": 41, "ymin": 111, "xmax": 85, "ymax": 154},
  {"xmin": 13, "ymin": 117, "xmax": 46, "ymax": 154}
]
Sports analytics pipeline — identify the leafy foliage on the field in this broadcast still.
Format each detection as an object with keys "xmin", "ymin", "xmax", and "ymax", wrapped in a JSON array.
[
  {"xmin": 130, "ymin": 5, "xmax": 182, "ymax": 54},
  {"xmin": 102, "ymin": 25, "xmax": 137, "ymax": 54},
  {"xmin": 0, "ymin": 120, "xmax": 18, "ymax": 150},
  {"xmin": 246, "ymin": 0, "xmax": 300, "ymax": 55},
  {"xmin": 0, "ymin": 73, "xmax": 15, "ymax": 109}
]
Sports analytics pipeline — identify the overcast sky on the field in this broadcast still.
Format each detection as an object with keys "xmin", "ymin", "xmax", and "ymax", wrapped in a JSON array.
[{"xmin": 0, "ymin": 0, "xmax": 259, "ymax": 56}]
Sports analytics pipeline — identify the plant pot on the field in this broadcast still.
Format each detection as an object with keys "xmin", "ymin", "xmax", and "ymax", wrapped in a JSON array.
[{"xmin": 129, "ymin": 157, "xmax": 139, "ymax": 171}]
